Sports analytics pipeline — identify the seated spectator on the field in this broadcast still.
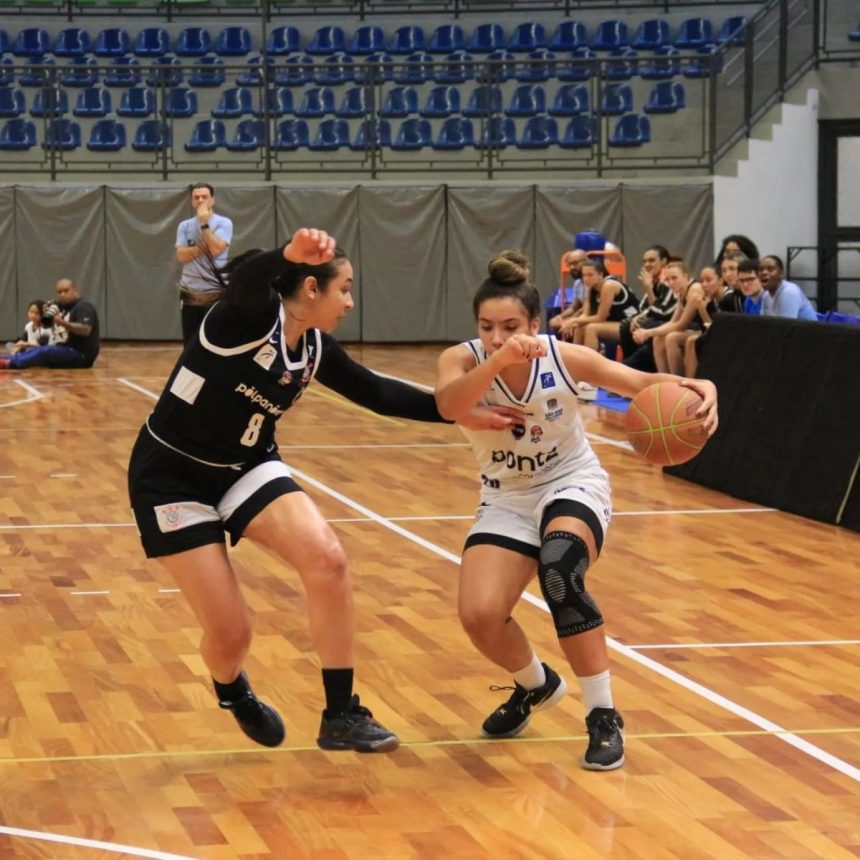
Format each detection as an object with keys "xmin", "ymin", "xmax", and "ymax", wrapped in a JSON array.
[
  {"xmin": 0, "ymin": 279, "xmax": 100, "ymax": 370},
  {"xmin": 630, "ymin": 260, "xmax": 708, "ymax": 374},
  {"xmin": 618, "ymin": 244, "xmax": 676, "ymax": 365},
  {"xmin": 718, "ymin": 252, "xmax": 746, "ymax": 312},
  {"xmin": 548, "ymin": 249, "xmax": 588, "ymax": 335},
  {"xmin": 561, "ymin": 259, "xmax": 638, "ymax": 348},
  {"xmin": 714, "ymin": 233, "xmax": 759, "ymax": 271},
  {"xmin": 759, "ymin": 255, "xmax": 817, "ymax": 320},
  {"xmin": 10, "ymin": 299, "xmax": 59, "ymax": 354},
  {"xmin": 737, "ymin": 258, "xmax": 765, "ymax": 315}
]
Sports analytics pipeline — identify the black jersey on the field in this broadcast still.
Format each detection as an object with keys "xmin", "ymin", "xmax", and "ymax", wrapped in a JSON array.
[
  {"xmin": 588, "ymin": 279, "xmax": 639, "ymax": 322},
  {"xmin": 146, "ymin": 247, "xmax": 445, "ymax": 467}
]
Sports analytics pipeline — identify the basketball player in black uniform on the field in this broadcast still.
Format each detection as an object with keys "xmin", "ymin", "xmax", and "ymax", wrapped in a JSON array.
[{"xmin": 129, "ymin": 228, "xmax": 521, "ymax": 753}]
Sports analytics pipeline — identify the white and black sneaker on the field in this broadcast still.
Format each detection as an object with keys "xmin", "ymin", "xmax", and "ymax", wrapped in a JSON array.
[
  {"xmin": 482, "ymin": 663, "xmax": 567, "ymax": 738},
  {"xmin": 583, "ymin": 707, "xmax": 625, "ymax": 770}
]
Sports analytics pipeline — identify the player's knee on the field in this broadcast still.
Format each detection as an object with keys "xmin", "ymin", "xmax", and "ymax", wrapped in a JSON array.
[
  {"xmin": 208, "ymin": 615, "xmax": 252, "ymax": 659},
  {"xmin": 538, "ymin": 530, "xmax": 604, "ymax": 638},
  {"xmin": 458, "ymin": 600, "xmax": 505, "ymax": 641},
  {"xmin": 309, "ymin": 538, "xmax": 350, "ymax": 590}
]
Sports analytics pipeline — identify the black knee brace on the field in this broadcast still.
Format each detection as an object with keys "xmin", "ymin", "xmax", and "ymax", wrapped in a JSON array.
[{"xmin": 538, "ymin": 530, "xmax": 604, "ymax": 638}]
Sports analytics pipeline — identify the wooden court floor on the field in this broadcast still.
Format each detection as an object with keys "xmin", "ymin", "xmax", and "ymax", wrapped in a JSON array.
[{"xmin": 0, "ymin": 342, "xmax": 858, "ymax": 860}]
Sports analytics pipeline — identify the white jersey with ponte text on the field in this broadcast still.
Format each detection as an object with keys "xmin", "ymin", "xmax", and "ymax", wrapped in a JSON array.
[{"xmin": 458, "ymin": 335, "xmax": 601, "ymax": 492}]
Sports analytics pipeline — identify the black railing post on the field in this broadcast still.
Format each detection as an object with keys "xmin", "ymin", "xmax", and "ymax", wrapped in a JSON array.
[
  {"xmin": 777, "ymin": 0, "xmax": 788, "ymax": 97},
  {"xmin": 707, "ymin": 47, "xmax": 717, "ymax": 169},
  {"xmin": 743, "ymin": 18, "xmax": 754, "ymax": 137}
]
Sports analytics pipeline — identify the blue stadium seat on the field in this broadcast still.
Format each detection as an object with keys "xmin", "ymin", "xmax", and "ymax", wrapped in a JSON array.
[
  {"xmin": 429, "ymin": 25, "xmax": 464, "ymax": 55},
  {"xmin": 295, "ymin": 86, "xmax": 335, "ymax": 117},
  {"xmin": 185, "ymin": 119, "xmax": 226, "ymax": 152},
  {"xmin": 315, "ymin": 52, "xmax": 357, "ymax": 86},
  {"xmin": 212, "ymin": 86, "xmax": 254, "ymax": 118},
  {"xmin": 73, "ymin": 87, "xmax": 111, "ymax": 117},
  {"xmin": 14, "ymin": 28, "xmax": 51, "ymax": 58},
  {"xmin": 216, "ymin": 27, "xmax": 252, "ymax": 57},
  {"xmin": 433, "ymin": 50, "xmax": 474, "ymax": 84},
  {"xmin": 849, "ymin": 24, "xmax": 860, "ymax": 42},
  {"xmin": 226, "ymin": 119, "xmax": 265, "ymax": 151},
  {"xmin": 391, "ymin": 117, "xmax": 431, "ymax": 150},
  {"xmin": 675, "ymin": 18, "xmax": 713, "ymax": 49},
  {"xmin": 517, "ymin": 115, "xmax": 558, "ymax": 149},
  {"xmin": 43, "ymin": 119, "xmax": 81, "ymax": 150},
  {"xmin": 605, "ymin": 47, "xmax": 638, "ymax": 81},
  {"xmin": 307, "ymin": 26, "xmax": 346, "ymax": 56},
  {"xmin": 549, "ymin": 21, "xmax": 588, "ymax": 52},
  {"xmin": 515, "ymin": 48, "xmax": 556, "ymax": 83},
  {"xmin": 61, "ymin": 58, "xmax": 99, "ymax": 88},
  {"xmin": 117, "ymin": 86, "xmax": 155, "ymax": 117},
  {"xmin": 467, "ymin": 24, "xmax": 504, "ymax": 54},
  {"xmin": 267, "ymin": 26, "xmax": 300, "ymax": 56},
  {"xmin": 632, "ymin": 19, "xmax": 670, "ymax": 51},
  {"xmin": 363, "ymin": 53, "xmax": 394, "ymax": 83},
  {"xmin": 560, "ymin": 114, "xmax": 596, "ymax": 148},
  {"xmin": 275, "ymin": 54, "xmax": 314, "ymax": 87},
  {"xmin": 717, "ymin": 16, "xmax": 747, "ymax": 45},
  {"xmin": 132, "ymin": 119, "xmax": 170, "ymax": 151},
  {"xmin": 0, "ymin": 118, "xmax": 36, "ymax": 150},
  {"xmin": 393, "ymin": 52, "xmax": 434, "ymax": 85},
  {"xmin": 135, "ymin": 28, "xmax": 170, "ymax": 58},
  {"xmin": 591, "ymin": 21, "xmax": 629, "ymax": 51},
  {"xmin": 146, "ymin": 57, "xmax": 183, "ymax": 88},
  {"xmin": 236, "ymin": 55, "xmax": 275, "ymax": 86},
  {"xmin": 335, "ymin": 86, "xmax": 366, "ymax": 118},
  {"xmin": 505, "ymin": 84, "xmax": 545, "ymax": 117},
  {"xmin": 600, "ymin": 83, "xmax": 633, "ymax": 115},
  {"xmin": 0, "ymin": 87, "xmax": 24, "ymax": 118},
  {"xmin": 420, "ymin": 85, "xmax": 460, "ymax": 117},
  {"xmin": 349, "ymin": 118, "xmax": 391, "ymax": 151},
  {"xmin": 388, "ymin": 26, "xmax": 425, "ymax": 55},
  {"xmin": 380, "ymin": 86, "xmax": 418, "ymax": 118},
  {"xmin": 508, "ymin": 23, "xmax": 546, "ymax": 53},
  {"xmin": 273, "ymin": 118, "xmax": 309, "ymax": 150},
  {"xmin": 309, "ymin": 118, "xmax": 350, "ymax": 151},
  {"xmin": 433, "ymin": 117, "xmax": 474, "ymax": 150},
  {"xmin": 463, "ymin": 84, "xmax": 502, "ymax": 118},
  {"xmin": 176, "ymin": 27, "xmax": 212, "ymax": 58},
  {"xmin": 348, "ymin": 26, "xmax": 385, "ymax": 56},
  {"xmin": 640, "ymin": 46, "xmax": 680, "ymax": 80},
  {"xmin": 826, "ymin": 311, "xmax": 860, "ymax": 324},
  {"xmin": 104, "ymin": 58, "xmax": 141, "ymax": 88},
  {"xmin": 54, "ymin": 28, "xmax": 91, "ymax": 58},
  {"xmin": 476, "ymin": 49, "xmax": 515, "ymax": 83},
  {"xmin": 19, "ymin": 57, "xmax": 55, "ymax": 88},
  {"xmin": 683, "ymin": 45, "xmax": 724, "ymax": 78},
  {"xmin": 644, "ymin": 80, "xmax": 685, "ymax": 113},
  {"xmin": 189, "ymin": 56, "xmax": 225, "ymax": 87},
  {"xmin": 164, "ymin": 87, "xmax": 197, "ymax": 118},
  {"xmin": 31, "ymin": 89, "xmax": 69, "ymax": 118},
  {"xmin": 548, "ymin": 83, "xmax": 589, "ymax": 117},
  {"xmin": 0, "ymin": 59, "xmax": 13, "ymax": 88},
  {"xmin": 93, "ymin": 28, "xmax": 130, "ymax": 58},
  {"xmin": 88, "ymin": 119, "xmax": 126, "ymax": 151},
  {"xmin": 478, "ymin": 116, "xmax": 516, "ymax": 149},
  {"xmin": 254, "ymin": 87, "xmax": 293, "ymax": 117},
  {"xmin": 558, "ymin": 47, "xmax": 596, "ymax": 82},
  {"xmin": 609, "ymin": 113, "xmax": 650, "ymax": 146}
]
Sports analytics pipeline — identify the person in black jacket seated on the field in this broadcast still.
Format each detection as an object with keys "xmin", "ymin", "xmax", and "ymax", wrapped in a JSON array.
[{"xmin": 128, "ymin": 229, "xmax": 521, "ymax": 755}]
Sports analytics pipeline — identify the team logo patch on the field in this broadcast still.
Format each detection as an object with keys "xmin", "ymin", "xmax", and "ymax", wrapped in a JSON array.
[
  {"xmin": 511, "ymin": 424, "xmax": 526, "ymax": 441},
  {"xmin": 253, "ymin": 344, "xmax": 277, "ymax": 371},
  {"xmin": 277, "ymin": 370, "xmax": 293, "ymax": 386},
  {"xmin": 540, "ymin": 371, "xmax": 556, "ymax": 389},
  {"xmin": 530, "ymin": 425, "xmax": 543, "ymax": 443},
  {"xmin": 155, "ymin": 504, "xmax": 185, "ymax": 531},
  {"xmin": 545, "ymin": 397, "xmax": 563, "ymax": 422}
]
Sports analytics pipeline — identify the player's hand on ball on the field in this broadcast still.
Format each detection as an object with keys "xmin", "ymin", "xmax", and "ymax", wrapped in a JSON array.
[
  {"xmin": 458, "ymin": 404, "xmax": 526, "ymax": 431},
  {"xmin": 678, "ymin": 378, "xmax": 718, "ymax": 435},
  {"xmin": 284, "ymin": 229, "xmax": 336, "ymax": 266}
]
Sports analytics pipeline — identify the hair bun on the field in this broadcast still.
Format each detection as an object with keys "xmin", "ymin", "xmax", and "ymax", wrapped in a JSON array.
[{"xmin": 488, "ymin": 249, "xmax": 530, "ymax": 286}]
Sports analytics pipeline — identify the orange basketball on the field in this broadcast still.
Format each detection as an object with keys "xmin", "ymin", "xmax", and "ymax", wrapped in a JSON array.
[{"xmin": 624, "ymin": 382, "xmax": 709, "ymax": 466}]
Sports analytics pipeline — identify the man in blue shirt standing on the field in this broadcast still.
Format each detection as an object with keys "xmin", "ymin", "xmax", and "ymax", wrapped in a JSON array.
[
  {"xmin": 175, "ymin": 182, "xmax": 233, "ymax": 343},
  {"xmin": 759, "ymin": 255, "xmax": 817, "ymax": 321}
]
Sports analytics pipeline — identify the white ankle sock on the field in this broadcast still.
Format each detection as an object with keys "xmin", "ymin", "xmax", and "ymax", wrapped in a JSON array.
[
  {"xmin": 578, "ymin": 670, "xmax": 613, "ymax": 715},
  {"xmin": 513, "ymin": 654, "xmax": 547, "ymax": 690}
]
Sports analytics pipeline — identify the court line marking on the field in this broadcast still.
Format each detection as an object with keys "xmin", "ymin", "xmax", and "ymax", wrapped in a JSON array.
[
  {"xmin": 291, "ymin": 466, "xmax": 860, "ymax": 786},
  {"xmin": 0, "ymin": 826, "xmax": 196, "ymax": 860},
  {"xmin": 0, "ymin": 379, "xmax": 45, "ymax": 409},
  {"xmin": 630, "ymin": 639, "xmax": 860, "ymax": 650}
]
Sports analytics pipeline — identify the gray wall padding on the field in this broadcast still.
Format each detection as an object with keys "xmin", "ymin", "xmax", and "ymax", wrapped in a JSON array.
[{"xmin": 1, "ymin": 182, "xmax": 714, "ymax": 343}]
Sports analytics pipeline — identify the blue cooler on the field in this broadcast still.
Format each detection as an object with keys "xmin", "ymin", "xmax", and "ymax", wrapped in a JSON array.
[{"xmin": 574, "ymin": 229, "xmax": 606, "ymax": 253}]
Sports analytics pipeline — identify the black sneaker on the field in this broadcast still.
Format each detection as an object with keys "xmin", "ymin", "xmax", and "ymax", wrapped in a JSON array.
[
  {"xmin": 481, "ymin": 663, "xmax": 567, "ymax": 738},
  {"xmin": 317, "ymin": 694, "xmax": 399, "ymax": 753},
  {"xmin": 583, "ymin": 707, "xmax": 625, "ymax": 770},
  {"xmin": 219, "ymin": 691, "xmax": 286, "ymax": 748}
]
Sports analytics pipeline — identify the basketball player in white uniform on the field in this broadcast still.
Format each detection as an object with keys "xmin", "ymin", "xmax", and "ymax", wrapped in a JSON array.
[{"xmin": 436, "ymin": 250, "xmax": 718, "ymax": 770}]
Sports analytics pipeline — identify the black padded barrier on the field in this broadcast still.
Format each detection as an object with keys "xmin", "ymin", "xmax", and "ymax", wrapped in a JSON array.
[{"xmin": 665, "ymin": 314, "xmax": 860, "ymax": 533}]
